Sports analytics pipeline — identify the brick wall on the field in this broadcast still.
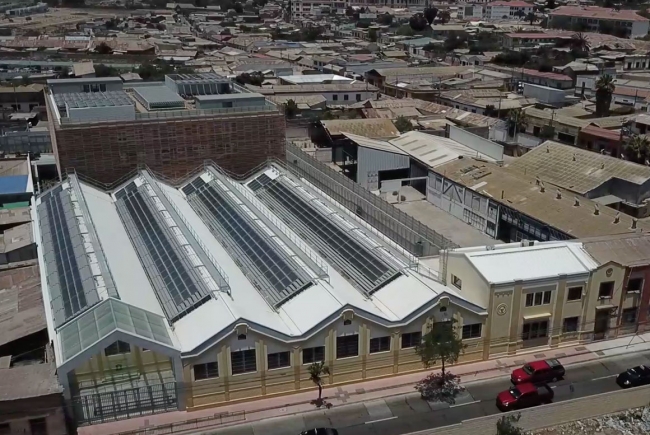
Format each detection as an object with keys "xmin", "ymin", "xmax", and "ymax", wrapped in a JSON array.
[
  {"xmin": 51, "ymin": 111, "xmax": 286, "ymax": 185},
  {"xmin": 418, "ymin": 384, "xmax": 650, "ymax": 435}
]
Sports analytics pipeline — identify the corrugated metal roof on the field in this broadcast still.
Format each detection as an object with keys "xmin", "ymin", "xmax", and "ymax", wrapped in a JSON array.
[
  {"xmin": 341, "ymin": 132, "xmax": 408, "ymax": 155},
  {"xmin": 581, "ymin": 233, "xmax": 650, "ymax": 267},
  {"xmin": 322, "ymin": 118, "xmax": 400, "ymax": 139}
]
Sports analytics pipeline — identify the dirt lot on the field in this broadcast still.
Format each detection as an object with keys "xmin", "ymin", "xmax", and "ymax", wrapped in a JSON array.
[{"xmin": 532, "ymin": 406, "xmax": 650, "ymax": 435}]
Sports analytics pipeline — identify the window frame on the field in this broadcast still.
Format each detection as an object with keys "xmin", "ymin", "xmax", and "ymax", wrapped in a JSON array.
[
  {"xmin": 567, "ymin": 286, "xmax": 582, "ymax": 301},
  {"xmin": 193, "ymin": 361, "xmax": 219, "ymax": 381},
  {"xmin": 105, "ymin": 340, "xmax": 131, "ymax": 357},
  {"xmin": 525, "ymin": 290, "xmax": 553, "ymax": 307},
  {"xmin": 627, "ymin": 277, "xmax": 643, "ymax": 293},
  {"xmin": 336, "ymin": 334, "xmax": 359, "ymax": 359},
  {"xmin": 302, "ymin": 346, "xmax": 325, "ymax": 364},
  {"xmin": 369, "ymin": 336, "xmax": 391, "ymax": 353},
  {"xmin": 562, "ymin": 316, "xmax": 579, "ymax": 333},
  {"xmin": 231, "ymin": 349, "xmax": 257, "ymax": 375},
  {"xmin": 621, "ymin": 307, "xmax": 638, "ymax": 325},
  {"xmin": 462, "ymin": 323, "xmax": 482, "ymax": 339},
  {"xmin": 401, "ymin": 331, "xmax": 422, "ymax": 349},
  {"xmin": 267, "ymin": 351, "xmax": 291, "ymax": 370},
  {"xmin": 598, "ymin": 281, "xmax": 615, "ymax": 299},
  {"xmin": 29, "ymin": 418, "xmax": 47, "ymax": 435},
  {"xmin": 451, "ymin": 274, "xmax": 462, "ymax": 290},
  {"xmin": 522, "ymin": 320, "xmax": 548, "ymax": 340}
]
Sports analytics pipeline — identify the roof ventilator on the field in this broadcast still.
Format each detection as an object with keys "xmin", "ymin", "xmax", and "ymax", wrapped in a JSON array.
[
  {"xmin": 594, "ymin": 204, "xmax": 600, "ymax": 215},
  {"xmin": 574, "ymin": 197, "xmax": 580, "ymax": 207},
  {"xmin": 614, "ymin": 212, "xmax": 620, "ymax": 224},
  {"xmin": 632, "ymin": 218, "xmax": 638, "ymax": 230},
  {"xmin": 556, "ymin": 189, "xmax": 562, "ymax": 200}
]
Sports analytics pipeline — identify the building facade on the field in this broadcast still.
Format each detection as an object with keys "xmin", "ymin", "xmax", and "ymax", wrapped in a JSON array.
[
  {"xmin": 45, "ymin": 75, "xmax": 285, "ymax": 185},
  {"xmin": 549, "ymin": 6, "xmax": 650, "ymax": 38},
  {"xmin": 483, "ymin": 1, "xmax": 534, "ymax": 20}
]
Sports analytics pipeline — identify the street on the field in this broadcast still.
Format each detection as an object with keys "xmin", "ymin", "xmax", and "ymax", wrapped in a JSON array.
[{"xmin": 206, "ymin": 350, "xmax": 650, "ymax": 435}]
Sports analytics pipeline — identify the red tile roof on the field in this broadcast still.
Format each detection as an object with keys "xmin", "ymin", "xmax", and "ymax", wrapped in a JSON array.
[
  {"xmin": 521, "ymin": 68, "xmax": 573, "ymax": 81},
  {"xmin": 505, "ymin": 33, "xmax": 568, "ymax": 38},
  {"xmin": 581, "ymin": 125, "xmax": 622, "ymax": 142},
  {"xmin": 488, "ymin": 1, "xmax": 533, "ymax": 6},
  {"xmin": 550, "ymin": 6, "xmax": 649, "ymax": 22},
  {"xmin": 614, "ymin": 86, "xmax": 650, "ymax": 99}
]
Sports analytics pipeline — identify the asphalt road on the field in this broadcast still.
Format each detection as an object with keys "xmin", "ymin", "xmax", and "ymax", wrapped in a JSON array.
[{"xmin": 207, "ymin": 351, "xmax": 650, "ymax": 435}]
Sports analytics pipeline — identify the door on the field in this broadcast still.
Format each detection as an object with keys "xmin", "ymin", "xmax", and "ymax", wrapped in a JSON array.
[{"xmin": 594, "ymin": 310, "xmax": 609, "ymax": 340}]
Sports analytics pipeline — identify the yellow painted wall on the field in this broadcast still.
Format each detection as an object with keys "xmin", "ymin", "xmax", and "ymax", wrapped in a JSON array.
[{"xmin": 585, "ymin": 263, "xmax": 626, "ymax": 339}]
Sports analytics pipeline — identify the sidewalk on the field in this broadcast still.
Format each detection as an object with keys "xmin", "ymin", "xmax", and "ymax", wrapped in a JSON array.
[{"xmin": 78, "ymin": 332, "xmax": 650, "ymax": 435}]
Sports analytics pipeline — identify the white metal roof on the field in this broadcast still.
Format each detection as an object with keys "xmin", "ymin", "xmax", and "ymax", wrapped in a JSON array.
[
  {"xmin": 462, "ymin": 242, "xmax": 598, "ymax": 285},
  {"xmin": 389, "ymin": 131, "xmax": 498, "ymax": 168},
  {"xmin": 33, "ymin": 165, "xmax": 488, "ymax": 361}
]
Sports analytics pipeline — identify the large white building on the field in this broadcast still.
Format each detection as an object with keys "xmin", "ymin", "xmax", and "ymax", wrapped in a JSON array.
[
  {"xmin": 483, "ymin": 1, "xmax": 534, "ymax": 20},
  {"xmin": 549, "ymin": 6, "xmax": 650, "ymax": 38},
  {"xmin": 34, "ymin": 162, "xmax": 485, "ymax": 424}
]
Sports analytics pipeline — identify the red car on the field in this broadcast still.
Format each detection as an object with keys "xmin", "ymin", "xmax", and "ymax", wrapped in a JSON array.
[
  {"xmin": 496, "ymin": 382, "xmax": 554, "ymax": 412},
  {"xmin": 511, "ymin": 358, "xmax": 565, "ymax": 384}
]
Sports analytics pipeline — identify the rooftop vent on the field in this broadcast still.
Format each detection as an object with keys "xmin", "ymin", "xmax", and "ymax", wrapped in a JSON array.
[
  {"xmin": 594, "ymin": 204, "xmax": 600, "ymax": 215},
  {"xmin": 572, "ymin": 153, "xmax": 576, "ymax": 161},
  {"xmin": 540, "ymin": 181, "xmax": 545, "ymax": 193},
  {"xmin": 614, "ymin": 212, "xmax": 620, "ymax": 224},
  {"xmin": 632, "ymin": 218, "xmax": 638, "ymax": 230},
  {"xmin": 556, "ymin": 189, "xmax": 562, "ymax": 199},
  {"xmin": 574, "ymin": 197, "xmax": 580, "ymax": 207}
]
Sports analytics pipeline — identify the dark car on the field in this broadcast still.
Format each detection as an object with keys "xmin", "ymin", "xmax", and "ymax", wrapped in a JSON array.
[
  {"xmin": 496, "ymin": 382, "xmax": 554, "ymax": 412},
  {"xmin": 300, "ymin": 429, "xmax": 338, "ymax": 435},
  {"xmin": 616, "ymin": 365, "xmax": 650, "ymax": 388},
  {"xmin": 511, "ymin": 358, "xmax": 565, "ymax": 384}
]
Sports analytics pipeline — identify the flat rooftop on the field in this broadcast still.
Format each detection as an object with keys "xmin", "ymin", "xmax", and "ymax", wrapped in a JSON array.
[
  {"xmin": 195, "ymin": 92, "xmax": 265, "ymax": 101},
  {"xmin": 0, "ymin": 262, "xmax": 45, "ymax": 348}
]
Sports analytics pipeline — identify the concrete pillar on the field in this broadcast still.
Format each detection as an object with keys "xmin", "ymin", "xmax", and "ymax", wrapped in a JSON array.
[{"xmin": 172, "ymin": 355, "xmax": 186, "ymax": 411}]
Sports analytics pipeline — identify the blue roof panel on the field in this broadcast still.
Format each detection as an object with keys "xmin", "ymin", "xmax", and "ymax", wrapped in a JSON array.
[{"xmin": 0, "ymin": 175, "xmax": 28, "ymax": 195}]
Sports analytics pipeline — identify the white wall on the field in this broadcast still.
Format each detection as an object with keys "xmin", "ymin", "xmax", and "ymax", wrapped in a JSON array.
[{"xmin": 448, "ymin": 125, "xmax": 504, "ymax": 161}]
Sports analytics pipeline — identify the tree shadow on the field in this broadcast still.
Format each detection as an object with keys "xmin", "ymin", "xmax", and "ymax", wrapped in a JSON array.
[{"xmin": 310, "ymin": 398, "xmax": 334, "ymax": 409}]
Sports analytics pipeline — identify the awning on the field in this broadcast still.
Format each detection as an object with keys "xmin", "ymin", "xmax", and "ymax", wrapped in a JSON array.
[
  {"xmin": 595, "ymin": 304, "xmax": 616, "ymax": 310},
  {"xmin": 592, "ymin": 195, "xmax": 624, "ymax": 206},
  {"xmin": 523, "ymin": 313, "xmax": 552, "ymax": 321}
]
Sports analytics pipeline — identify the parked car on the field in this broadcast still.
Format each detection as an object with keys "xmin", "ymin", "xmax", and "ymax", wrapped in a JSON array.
[
  {"xmin": 496, "ymin": 382, "xmax": 554, "ymax": 412},
  {"xmin": 511, "ymin": 359, "xmax": 565, "ymax": 384},
  {"xmin": 300, "ymin": 429, "xmax": 339, "ymax": 435},
  {"xmin": 616, "ymin": 365, "xmax": 650, "ymax": 388}
]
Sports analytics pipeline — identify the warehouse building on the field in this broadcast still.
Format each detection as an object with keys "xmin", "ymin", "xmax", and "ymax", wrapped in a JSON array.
[
  {"xmin": 45, "ymin": 74, "xmax": 285, "ymax": 185},
  {"xmin": 35, "ymin": 156, "xmax": 650, "ymax": 425}
]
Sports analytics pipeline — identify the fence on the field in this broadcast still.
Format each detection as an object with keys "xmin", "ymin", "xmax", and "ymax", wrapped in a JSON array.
[
  {"xmin": 112, "ymin": 411, "xmax": 246, "ymax": 435},
  {"xmin": 285, "ymin": 142, "xmax": 459, "ymax": 256},
  {"xmin": 415, "ymin": 384, "xmax": 650, "ymax": 435}
]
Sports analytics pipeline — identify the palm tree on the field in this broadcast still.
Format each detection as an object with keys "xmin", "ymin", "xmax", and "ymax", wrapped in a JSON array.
[
  {"xmin": 526, "ymin": 12, "xmax": 537, "ymax": 25},
  {"xmin": 570, "ymin": 32, "xmax": 590, "ymax": 53},
  {"xmin": 507, "ymin": 109, "xmax": 527, "ymax": 136},
  {"xmin": 308, "ymin": 361, "xmax": 330, "ymax": 404},
  {"xmin": 595, "ymin": 74, "xmax": 615, "ymax": 117},
  {"xmin": 438, "ymin": 10, "xmax": 451, "ymax": 24},
  {"xmin": 624, "ymin": 135, "xmax": 650, "ymax": 164}
]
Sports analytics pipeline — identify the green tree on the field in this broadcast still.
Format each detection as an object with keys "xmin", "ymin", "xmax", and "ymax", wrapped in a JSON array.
[
  {"xmin": 396, "ymin": 25, "xmax": 414, "ymax": 36},
  {"xmin": 507, "ymin": 109, "xmax": 527, "ymax": 136},
  {"xmin": 514, "ymin": 9, "xmax": 525, "ymax": 19},
  {"xmin": 624, "ymin": 135, "xmax": 650, "ymax": 164},
  {"xmin": 394, "ymin": 116, "xmax": 413, "ymax": 133},
  {"xmin": 438, "ymin": 10, "xmax": 451, "ymax": 24},
  {"xmin": 308, "ymin": 361, "xmax": 330, "ymax": 404},
  {"xmin": 284, "ymin": 99, "xmax": 298, "ymax": 118},
  {"xmin": 424, "ymin": 7, "xmax": 438, "ymax": 25},
  {"xmin": 546, "ymin": 0, "xmax": 556, "ymax": 9},
  {"xmin": 20, "ymin": 75, "xmax": 31, "ymax": 86},
  {"xmin": 95, "ymin": 42, "xmax": 112, "ymax": 55},
  {"xmin": 496, "ymin": 414, "xmax": 524, "ymax": 435},
  {"xmin": 409, "ymin": 13, "xmax": 428, "ymax": 32},
  {"xmin": 595, "ymin": 74, "xmax": 615, "ymax": 117},
  {"xmin": 377, "ymin": 13, "xmax": 393, "ymax": 26},
  {"xmin": 526, "ymin": 12, "xmax": 537, "ymax": 25},
  {"xmin": 94, "ymin": 64, "xmax": 119, "ymax": 77},
  {"xmin": 368, "ymin": 28, "xmax": 378, "ymax": 42},
  {"xmin": 234, "ymin": 2, "xmax": 243, "ymax": 13},
  {"xmin": 570, "ymin": 32, "xmax": 589, "ymax": 53},
  {"xmin": 415, "ymin": 318, "xmax": 465, "ymax": 380},
  {"xmin": 639, "ymin": 8, "xmax": 650, "ymax": 20}
]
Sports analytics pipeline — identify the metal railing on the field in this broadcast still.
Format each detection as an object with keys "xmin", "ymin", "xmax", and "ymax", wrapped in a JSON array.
[
  {"xmin": 112, "ymin": 410, "xmax": 246, "ymax": 435},
  {"xmin": 59, "ymin": 103, "xmax": 279, "ymax": 125}
]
